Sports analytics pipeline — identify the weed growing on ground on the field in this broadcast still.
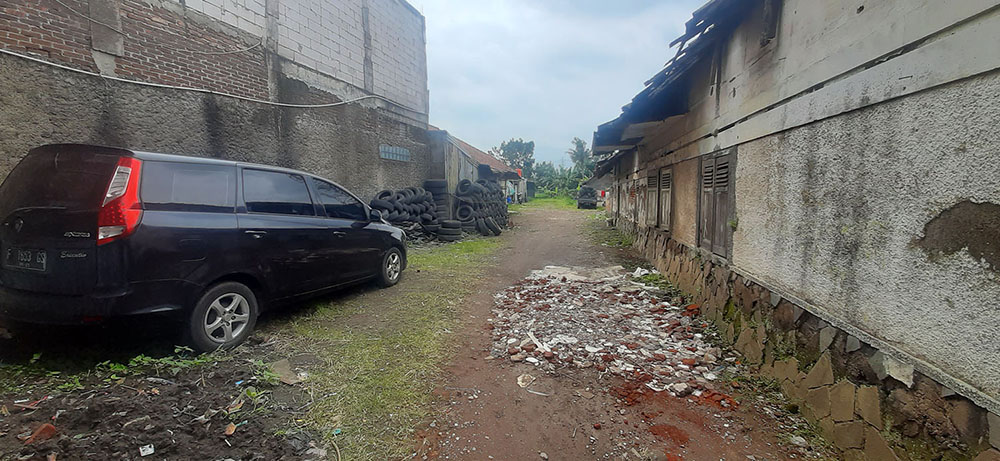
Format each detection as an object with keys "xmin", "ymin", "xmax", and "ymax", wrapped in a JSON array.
[
  {"xmin": 265, "ymin": 237, "xmax": 505, "ymax": 460},
  {"xmin": 633, "ymin": 273, "xmax": 683, "ymax": 298},
  {"xmin": 0, "ymin": 346, "xmax": 226, "ymax": 395}
]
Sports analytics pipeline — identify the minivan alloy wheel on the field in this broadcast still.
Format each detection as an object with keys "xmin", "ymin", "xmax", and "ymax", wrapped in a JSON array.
[
  {"xmin": 204, "ymin": 293, "xmax": 251, "ymax": 343},
  {"xmin": 386, "ymin": 252, "xmax": 401, "ymax": 282}
]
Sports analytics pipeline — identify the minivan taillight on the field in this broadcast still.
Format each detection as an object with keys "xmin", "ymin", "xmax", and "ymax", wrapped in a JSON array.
[{"xmin": 97, "ymin": 157, "xmax": 143, "ymax": 245}]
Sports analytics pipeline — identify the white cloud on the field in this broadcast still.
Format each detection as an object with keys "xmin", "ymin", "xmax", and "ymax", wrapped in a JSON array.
[{"xmin": 411, "ymin": 0, "xmax": 701, "ymax": 165}]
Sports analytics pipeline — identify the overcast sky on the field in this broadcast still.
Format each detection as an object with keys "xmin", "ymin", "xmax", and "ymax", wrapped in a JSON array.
[{"xmin": 410, "ymin": 0, "xmax": 703, "ymax": 167}]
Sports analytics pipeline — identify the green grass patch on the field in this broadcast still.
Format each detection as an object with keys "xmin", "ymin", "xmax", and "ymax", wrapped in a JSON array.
[
  {"xmin": 268, "ymin": 237, "xmax": 504, "ymax": 460},
  {"xmin": 509, "ymin": 194, "xmax": 578, "ymax": 211}
]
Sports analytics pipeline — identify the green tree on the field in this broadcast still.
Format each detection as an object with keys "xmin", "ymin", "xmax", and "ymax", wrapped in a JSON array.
[
  {"xmin": 565, "ymin": 137, "xmax": 594, "ymax": 177},
  {"xmin": 491, "ymin": 138, "xmax": 536, "ymax": 177}
]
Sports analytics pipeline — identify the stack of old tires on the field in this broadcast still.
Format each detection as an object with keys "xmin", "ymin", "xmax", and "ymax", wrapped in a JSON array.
[
  {"xmin": 454, "ymin": 179, "xmax": 506, "ymax": 236},
  {"xmin": 369, "ymin": 187, "xmax": 440, "ymax": 233},
  {"xmin": 422, "ymin": 180, "xmax": 451, "ymax": 222}
]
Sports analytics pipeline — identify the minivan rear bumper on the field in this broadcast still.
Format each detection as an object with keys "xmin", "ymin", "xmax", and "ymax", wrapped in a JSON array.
[{"xmin": 0, "ymin": 280, "xmax": 197, "ymax": 325}]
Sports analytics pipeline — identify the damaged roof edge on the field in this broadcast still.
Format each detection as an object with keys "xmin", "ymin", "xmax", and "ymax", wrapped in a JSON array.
[{"xmin": 591, "ymin": 0, "xmax": 754, "ymax": 152}]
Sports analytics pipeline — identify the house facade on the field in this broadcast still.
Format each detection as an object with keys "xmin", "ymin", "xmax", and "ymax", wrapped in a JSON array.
[
  {"xmin": 0, "ymin": 0, "xmax": 431, "ymax": 199},
  {"xmin": 593, "ymin": 0, "xmax": 1000, "ymax": 458}
]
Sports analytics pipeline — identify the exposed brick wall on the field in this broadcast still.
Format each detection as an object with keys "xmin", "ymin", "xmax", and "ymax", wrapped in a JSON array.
[
  {"xmin": 0, "ymin": 0, "xmax": 97, "ymax": 71},
  {"xmin": 0, "ymin": 0, "xmax": 269, "ymax": 99}
]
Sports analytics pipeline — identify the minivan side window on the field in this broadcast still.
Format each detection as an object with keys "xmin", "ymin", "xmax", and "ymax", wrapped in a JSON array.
[
  {"xmin": 312, "ymin": 179, "xmax": 367, "ymax": 221},
  {"xmin": 141, "ymin": 161, "xmax": 236, "ymax": 212},
  {"xmin": 243, "ymin": 169, "xmax": 315, "ymax": 216}
]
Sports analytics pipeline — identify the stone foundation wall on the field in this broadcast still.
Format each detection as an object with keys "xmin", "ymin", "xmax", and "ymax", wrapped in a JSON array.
[{"xmin": 625, "ymin": 224, "xmax": 1000, "ymax": 460}]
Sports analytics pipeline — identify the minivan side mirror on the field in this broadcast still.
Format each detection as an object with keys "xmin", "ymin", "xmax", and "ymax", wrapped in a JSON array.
[{"xmin": 370, "ymin": 209, "xmax": 383, "ymax": 222}]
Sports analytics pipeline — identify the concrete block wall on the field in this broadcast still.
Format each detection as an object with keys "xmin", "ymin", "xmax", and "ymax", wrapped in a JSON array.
[
  {"xmin": 182, "ymin": 0, "xmax": 266, "ymax": 37},
  {"xmin": 369, "ymin": 0, "xmax": 426, "ymax": 113},
  {"xmin": 276, "ymin": 0, "xmax": 366, "ymax": 89}
]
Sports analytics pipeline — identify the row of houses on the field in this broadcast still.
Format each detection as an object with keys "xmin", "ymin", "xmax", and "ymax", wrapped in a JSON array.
[
  {"xmin": 0, "ymin": 0, "xmax": 518, "ymax": 213},
  {"xmin": 591, "ymin": 0, "xmax": 1000, "ymax": 459}
]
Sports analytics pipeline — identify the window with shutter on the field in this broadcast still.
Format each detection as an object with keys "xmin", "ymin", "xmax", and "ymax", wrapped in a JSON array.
[
  {"xmin": 699, "ymin": 158, "xmax": 715, "ymax": 249},
  {"xmin": 697, "ymin": 152, "xmax": 735, "ymax": 259},
  {"xmin": 646, "ymin": 175, "xmax": 658, "ymax": 226},
  {"xmin": 712, "ymin": 155, "xmax": 731, "ymax": 258},
  {"xmin": 658, "ymin": 167, "xmax": 672, "ymax": 229}
]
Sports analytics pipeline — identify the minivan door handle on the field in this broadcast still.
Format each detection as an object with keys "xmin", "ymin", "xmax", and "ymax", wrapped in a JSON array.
[
  {"xmin": 244, "ymin": 230, "xmax": 267, "ymax": 239},
  {"xmin": 331, "ymin": 231, "xmax": 346, "ymax": 237}
]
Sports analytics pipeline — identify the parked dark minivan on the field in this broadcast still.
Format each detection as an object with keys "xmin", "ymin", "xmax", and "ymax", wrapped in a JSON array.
[{"xmin": 0, "ymin": 144, "xmax": 406, "ymax": 351}]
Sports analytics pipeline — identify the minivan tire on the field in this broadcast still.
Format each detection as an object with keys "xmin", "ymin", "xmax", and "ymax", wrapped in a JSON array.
[
  {"xmin": 186, "ymin": 282, "xmax": 259, "ymax": 352},
  {"xmin": 377, "ymin": 247, "xmax": 404, "ymax": 288}
]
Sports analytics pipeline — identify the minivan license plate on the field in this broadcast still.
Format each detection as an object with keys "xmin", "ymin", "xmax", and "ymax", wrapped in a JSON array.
[{"xmin": 5, "ymin": 248, "xmax": 46, "ymax": 272}]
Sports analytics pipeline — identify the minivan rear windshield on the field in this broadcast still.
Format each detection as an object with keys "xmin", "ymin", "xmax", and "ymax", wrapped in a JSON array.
[{"xmin": 0, "ymin": 148, "xmax": 119, "ymax": 215}]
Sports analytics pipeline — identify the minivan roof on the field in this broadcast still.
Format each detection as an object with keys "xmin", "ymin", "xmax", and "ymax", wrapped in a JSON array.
[{"xmin": 32, "ymin": 144, "xmax": 323, "ymax": 179}]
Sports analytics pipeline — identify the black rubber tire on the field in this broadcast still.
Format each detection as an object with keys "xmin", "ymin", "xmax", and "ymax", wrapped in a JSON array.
[
  {"xmin": 376, "ymin": 190, "xmax": 395, "ymax": 200},
  {"xmin": 422, "ymin": 224, "xmax": 441, "ymax": 233},
  {"xmin": 387, "ymin": 210, "xmax": 400, "ymax": 221},
  {"xmin": 470, "ymin": 183, "xmax": 487, "ymax": 195},
  {"xmin": 420, "ymin": 213, "xmax": 434, "ymax": 222},
  {"xmin": 456, "ymin": 179, "xmax": 473, "ymax": 196},
  {"xmin": 438, "ymin": 227, "xmax": 462, "ymax": 236},
  {"xmin": 438, "ymin": 234, "xmax": 461, "ymax": 242},
  {"xmin": 441, "ymin": 219, "xmax": 462, "ymax": 229},
  {"xmin": 186, "ymin": 282, "xmax": 259, "ymax": 352},
  {"xmin": 476, "ymin": 218, "xmax": 490, "ymax": 236},
  {"xmin": 370, "ymin": 198, "xmax": 393, "ymax": 210},
  {"xmin": 456, "ymin": 205, "xmax": 474, "ymax": 221},
  {"xmin": 377, "ymin": 247, "xmax": 403, "ymax": 288},
  {"xmin": 392, "ymin": 200, "xmax": 405, "ymax": 212},
  {"xmin": 485, "ymin": 217, "xmax": 502, "ymax": 235}
]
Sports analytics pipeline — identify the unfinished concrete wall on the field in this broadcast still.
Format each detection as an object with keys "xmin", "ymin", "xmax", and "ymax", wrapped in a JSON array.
[{"xmin": 0, "ymin": 53, "xmax": 430, "ymax": 200}]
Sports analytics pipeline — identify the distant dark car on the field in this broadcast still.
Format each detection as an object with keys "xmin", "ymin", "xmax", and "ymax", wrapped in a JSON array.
[
  {"xmin": 577, "ymin": 186, "xmax": 598, "ymax": 209},
  {"xmin": 0, "ymin": 144, "xmax": 406, "ymax": 351}
]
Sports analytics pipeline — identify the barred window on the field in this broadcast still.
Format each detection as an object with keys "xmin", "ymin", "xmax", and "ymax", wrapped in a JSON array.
[{"xmin": 379, "ymin": 144, "xmax": 411, "ymax": 162}]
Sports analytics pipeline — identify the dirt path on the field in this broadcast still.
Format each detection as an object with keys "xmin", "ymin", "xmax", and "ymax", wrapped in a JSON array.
[{"xmin": 416, "ymin": 206, "xmax": 820, "ymax": 461}]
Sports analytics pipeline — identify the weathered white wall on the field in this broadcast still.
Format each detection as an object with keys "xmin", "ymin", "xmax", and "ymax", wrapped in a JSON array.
[
  {"xmin": 606, "ymin": 0, "xmax": 1000, "ymax": 409},
  {"xmin": 734, "ymin": 70, "xmax": 1000, "ymax": 399}
]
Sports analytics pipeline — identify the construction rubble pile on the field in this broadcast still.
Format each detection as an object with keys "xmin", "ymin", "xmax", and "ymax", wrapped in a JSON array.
[{"xmin": 489, "ymin": 266, "xmax": 738, "ymax": 400}]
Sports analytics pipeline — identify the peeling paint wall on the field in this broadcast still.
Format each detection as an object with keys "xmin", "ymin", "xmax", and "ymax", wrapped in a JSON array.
[
  {"xmin": 598, "ymin": 0, "xmax": 1000, "ymax": 445},
  {"xmin": 734, "ymin": 70, "xmax": 1000, "ymax": 400}
]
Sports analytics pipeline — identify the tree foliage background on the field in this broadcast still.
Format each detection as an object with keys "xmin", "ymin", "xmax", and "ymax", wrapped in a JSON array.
[
  {"xmin": 490, "ymin": 138, "xmax": 535, "ymax": 178},
  {"xmin": 532, "ymin": 137, "xmax": 594, "ymax": 194}
]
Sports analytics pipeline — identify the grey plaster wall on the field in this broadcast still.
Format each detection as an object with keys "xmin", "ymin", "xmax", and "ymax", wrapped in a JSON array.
[
  {"xmin": 0, "ymin": 53, "xmax": 431, "ymax": 200},
  {"xmin": 733, "ymin": 70, "xmax": 1000, "ymax": 398}
]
